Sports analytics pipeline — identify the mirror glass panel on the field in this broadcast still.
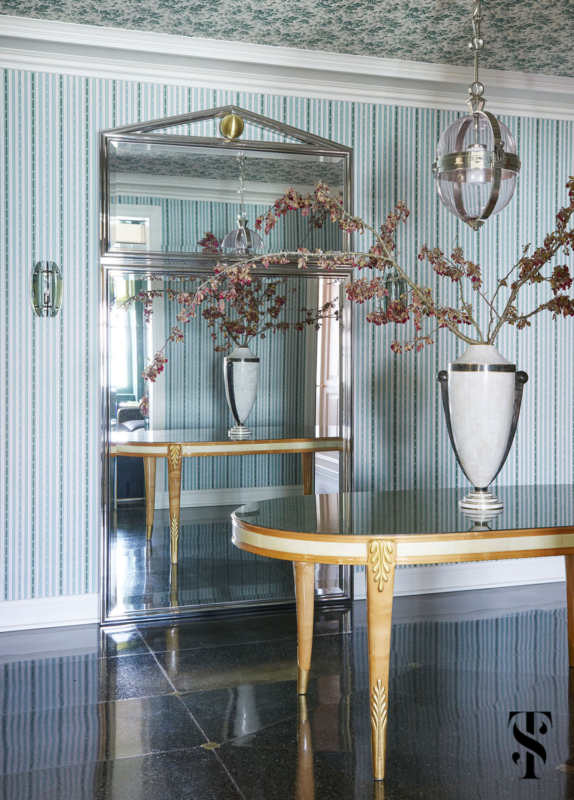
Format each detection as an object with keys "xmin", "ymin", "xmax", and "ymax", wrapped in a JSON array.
[
  {"xmin": 108, "ymin": 141, "xmax": 346, "ymax": 254},
  {"xmin": 106, "ymin": 270, "xmax": 348, "ymax": 620}
]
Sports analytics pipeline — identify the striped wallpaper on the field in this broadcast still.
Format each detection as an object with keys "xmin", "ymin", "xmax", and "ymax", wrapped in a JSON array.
[{"xmin": 1, "ymin": 69, "xmax": 573, "ymax": 601}]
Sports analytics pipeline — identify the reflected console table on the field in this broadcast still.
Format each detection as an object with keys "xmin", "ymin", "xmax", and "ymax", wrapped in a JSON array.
[
  {"xmin": 111, "ymin": 426, "xmax": 345, "ymax": 563},
  {"xmin": 232, "ymin": 485, "xmax": 574, "ymax": 781}
]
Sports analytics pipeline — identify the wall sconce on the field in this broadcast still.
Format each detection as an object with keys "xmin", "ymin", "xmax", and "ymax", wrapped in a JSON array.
[{"xmin": 31, "ymin": 261, "xmax": 63, "ymax": 318}]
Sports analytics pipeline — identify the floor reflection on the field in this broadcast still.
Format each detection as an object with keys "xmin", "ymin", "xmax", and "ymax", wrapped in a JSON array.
[
  {"xmin": 110, "ymin": 503, "xmax": 295, "ymax": 614},
  {"xmin": 2, "ymin": 585, "xmax": 574, "ymax": 798},
  {"xmin": 297, "ymin": 696, "xmax": 314, "ymax": 800}
]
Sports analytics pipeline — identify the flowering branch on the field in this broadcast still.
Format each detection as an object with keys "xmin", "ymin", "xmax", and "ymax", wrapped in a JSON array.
[
  {"xmin": 256, "ymin": 179, "xmax": 574, "ymax": 352},
  {"xmin": 124, "ymin": 175, "xmax": 574, "ymax": 413}
]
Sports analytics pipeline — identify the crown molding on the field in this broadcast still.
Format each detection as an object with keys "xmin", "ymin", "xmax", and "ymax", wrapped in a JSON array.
[{"xmin": 1, "ymin": 15, "xmax": 573, "ymax": 120}]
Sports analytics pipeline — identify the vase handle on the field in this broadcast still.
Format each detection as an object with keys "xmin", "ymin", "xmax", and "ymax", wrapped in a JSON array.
[
  {"xmin": 225, "ymin": 359, "xmax": 242, "ymax": 426},
  {"xmin": 489, "ymin": 370, "xmax": 529, "ymax": 485},
  {"xmin": 437, "ymin": 370, "xmax": 473, "ymax": 484}
]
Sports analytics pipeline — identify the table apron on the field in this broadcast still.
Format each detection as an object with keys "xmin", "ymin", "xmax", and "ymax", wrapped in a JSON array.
[
  {"xmin": 397, "ymin": 532, "xmax": 574, "ymax": 561},
  {"xmin": 111, "ymin": 440, "xmax": 343, "ymax": 457},
  {"xmin": 232, "ymin": 524, "xmax": 574, "ymax": 564}
]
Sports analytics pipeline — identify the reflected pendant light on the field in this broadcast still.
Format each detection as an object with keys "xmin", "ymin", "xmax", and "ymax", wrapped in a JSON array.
[
  {"xmin": 221, "ymin": 152, "xmax": 264, "ymax": 255},
  {"xmin": 432, "ymin": 0, "xmax": 521, "ymax": 230},
  {"xmin": 382, "ymin": 269, "xmax": 409, "ymax": 313}
]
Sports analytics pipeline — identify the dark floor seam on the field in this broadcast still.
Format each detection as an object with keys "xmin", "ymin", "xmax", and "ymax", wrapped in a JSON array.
[
  {"xmin": 137, "ymin": 627, "xmax": 352, "ymax": 659},
  {"xmin": 135, "ymin": 627, "xmax": 213, "ymax": 744},
  {"xmin": 212, "ymin": 749, "xmax": 248, "ymax": 800}
]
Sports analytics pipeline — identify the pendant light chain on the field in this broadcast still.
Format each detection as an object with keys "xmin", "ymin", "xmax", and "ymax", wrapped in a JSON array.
[
  {"xmin": 221, "ymin": 151, "xmax": 264, "ymax": 254},
  {"xmin": 468, "ymin": 0, "xmax": 485, "ymax": 102},
  {"xmin": 237, "ymin": 151, "xmax": 246, "ymax": 217}
]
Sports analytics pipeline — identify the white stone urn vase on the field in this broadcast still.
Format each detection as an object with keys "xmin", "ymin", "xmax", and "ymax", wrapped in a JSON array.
[
  {"xmin": 223, "ymin": 345, "xmax": 259, "ymax": 438},
  {"xmin": 438, "ymin": 344, "xmax": 528, "ymax": 513}
]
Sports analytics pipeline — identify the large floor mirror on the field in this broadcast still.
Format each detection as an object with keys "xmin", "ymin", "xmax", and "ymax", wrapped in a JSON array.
[{"xmin": 100, "ymin": 107, "xmax": 354, "ymax": 624}]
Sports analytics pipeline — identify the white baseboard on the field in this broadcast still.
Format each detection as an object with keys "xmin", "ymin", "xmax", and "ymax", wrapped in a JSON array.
[
  {"xmin": 154, "ymin": 484, "xmax": 304, "ymax": 510},
  {"xmin": 315, "ymin": 454, "xmax": 339, "ymax": 479},
  {"xmin": 1, "ymin": 554, "xmax": 565, "ymax": 632},
  {"xmin": 0, "ymin": 593, "xmax": 100, "ymax": 632},
  {"xmin": 353, "ymin": 557, "xmax": 567, "ymax": 600}
]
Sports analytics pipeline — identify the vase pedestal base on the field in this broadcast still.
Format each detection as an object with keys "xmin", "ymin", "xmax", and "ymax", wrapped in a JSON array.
[
  {"xmin": 229, "ymin": 424, "xmax": 252, "ymax": 440},
  {"xmin": 459, "ymin": 490, "xmax": 503, "ymax": 517}
]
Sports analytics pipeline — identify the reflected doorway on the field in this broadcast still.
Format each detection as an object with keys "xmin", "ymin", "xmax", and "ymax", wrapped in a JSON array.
[{"xmin": 315, "ymin": 279, "xmax": 341, "ymax": 494}]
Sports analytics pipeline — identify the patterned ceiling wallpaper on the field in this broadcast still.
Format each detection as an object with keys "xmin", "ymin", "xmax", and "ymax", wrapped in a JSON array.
[
  {"xmin": 1, "ymin": 0, "xmax": 573, "ymax": 78},
  {"xmin": 110, "ymin": 148, "xmax": 345, "ymax": 183}
]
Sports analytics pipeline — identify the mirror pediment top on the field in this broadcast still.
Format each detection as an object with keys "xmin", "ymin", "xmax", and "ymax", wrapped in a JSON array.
[
  {"xmin": 101, "ymin": 103, "xmax": 353, "ymax": 265},
  {"xmin": 101, "ymin": 104, "xmax": 352, "ymax": 153}
]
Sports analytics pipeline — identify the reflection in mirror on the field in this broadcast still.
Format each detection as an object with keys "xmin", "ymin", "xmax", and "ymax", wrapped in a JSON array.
[
  {"xmin": 108, "ymin": 141, "xmax": 346, "ymax": 254},
  {"xmin": 107, "ymin": 271, "xmax": 347, "ymax": 620}
]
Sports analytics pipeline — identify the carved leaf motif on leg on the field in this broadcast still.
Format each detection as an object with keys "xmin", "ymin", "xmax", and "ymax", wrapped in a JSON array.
[
  {"xmin": 168, "ymin": 444, "xmax": 182, "ymax": 470},
  {"xmin": 371, "ymin": 679, "xmax": 388, "ymax": 777},
  {"xmin": 170, "ymin": 514, "xmax": 179, "ymax": 541},
  {"xmin": 369, "ymin": 540, "xmax": 394, "ymax": 592},
  {"xmin": 170, "ymin": 514, "xmax": 179, "ymax": 562}
]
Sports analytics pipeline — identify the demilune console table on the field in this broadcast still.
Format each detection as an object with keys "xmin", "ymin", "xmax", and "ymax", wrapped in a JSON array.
[
  {"xmin": 111, "ymin": 425, "xmax": 345, "ymax": 563},
  {"xmin": 231, "ymin": 484, "xmax": 574, "ymax": 781}
]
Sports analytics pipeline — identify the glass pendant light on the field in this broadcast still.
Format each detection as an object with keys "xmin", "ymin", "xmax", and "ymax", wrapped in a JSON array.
[
  {"xmin": 432, "ymin": 0, "xmax": 521, "ymax": 230},
  {"xmin": 221, "ymin": 152, "xmax": 264, "ymax": 255}
]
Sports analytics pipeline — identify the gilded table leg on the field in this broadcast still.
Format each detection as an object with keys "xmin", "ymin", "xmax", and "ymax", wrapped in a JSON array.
[
  {"xmin": 167, "ymin": 445, "xmax": 183, "ymax": 565},
  {"xmin": 143, "ymin": 457, "xmax": 157, "ymax": 540},
  {"xmin": 566, "ymin": 555, "xmax": 574, "ymax": 667},
  {"xmin": 302, "ymin": 453, "xmax": 314, "ymax": 496},
  {"xmin": 366, "ymin": 539, "xmax": 396, "ymax": 781},
  {"xmin": 294, "ymin": 561, "xmax": 315, "ymax": 694}
]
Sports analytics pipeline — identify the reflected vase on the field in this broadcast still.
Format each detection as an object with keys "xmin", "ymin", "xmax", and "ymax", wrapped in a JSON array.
[
  {"xmin": 438, "ymin": 344, "xmax": 528, "ymax": 513},
  {"xmin": 224, "ymin": 345, "xmax": 259, "ymax": 438}
]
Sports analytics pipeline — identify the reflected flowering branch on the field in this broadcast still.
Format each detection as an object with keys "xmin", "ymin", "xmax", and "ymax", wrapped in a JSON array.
[
  {"xmin": 200, "ymin": 276, "xmax": 338, "ymax": 353},
  {"xmin": 198, "ymin": 231, "xmax": 220, "ymax": 253}
]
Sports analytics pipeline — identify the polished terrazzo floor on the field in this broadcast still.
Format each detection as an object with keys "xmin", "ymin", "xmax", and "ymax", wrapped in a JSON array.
[{"xmin": 2, "ymin": 582, "xmax": 574, "ymax": 799}]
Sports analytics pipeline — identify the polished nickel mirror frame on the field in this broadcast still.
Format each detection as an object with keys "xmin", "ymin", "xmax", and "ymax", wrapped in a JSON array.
[
  {"xmin": 100, "ymin": 106, "xmax": 354, "ymax": 625},
  {"xmin": 100, "ymin": 104, "xmax": 353, "ymax": 267}
]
